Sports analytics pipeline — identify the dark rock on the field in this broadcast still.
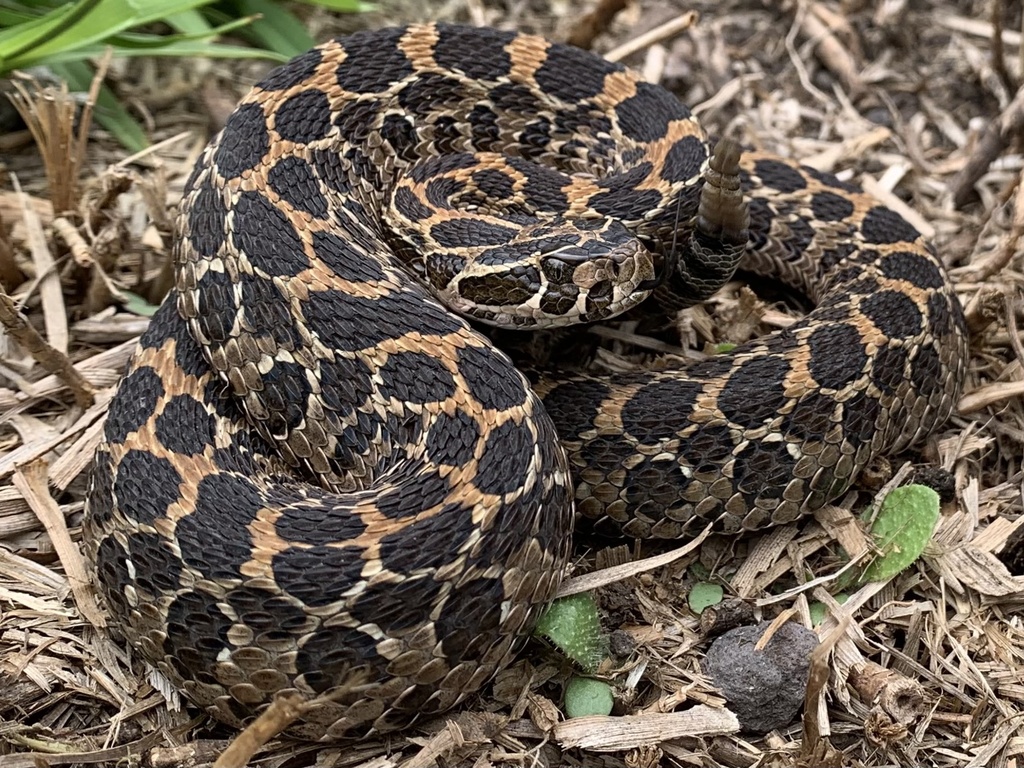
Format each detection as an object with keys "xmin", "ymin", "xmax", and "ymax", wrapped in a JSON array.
[{"xmin": 703, "ymin": 620, "xmax": 819, "ymax": 733}]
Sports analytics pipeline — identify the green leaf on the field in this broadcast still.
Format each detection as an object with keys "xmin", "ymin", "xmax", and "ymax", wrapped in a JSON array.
[
  {"xmin": 713, "ymin": 342, "xmax": 737, "ymax": 354},
  {"xmin": 808, "ymin": 594, "xmax": 846, "ymax": 626},
  {"xmin": 688, "ymin": 582, "xmax": 724, "ymax": 614},
  {"xmin": 292, "ymin": 0, "xmax": 369, "ymax": 11},
  {"xmin": 49, "ymin": 61, "xmax": 148, "ymax": 152},
  {"xmin": 161, "ymin": 7, "xmax": 216, "ymax": 35},
  {"xmin": 564, "ymin": 676, "xmax": 614, "ymax": 718},
  {"xmin": 121, "ymin": 290, "xmax": 160, "ymax": 317},
  {"xmin": 534, "ymin": 593, "xmax": 605, "ymax": 673},
  {"xmin": 1, "ymin": 0, "xmax": 219, "ymax": 73},
  {"xmin": 226, "ymin": 0, "xmax": 313, "ymax": 57},
  {"xmin": 39, "ymin": 36, "xmax": 285, "ymax": 65},
  {"xmin": 859, "ymin": 485, "xmax": 941, "ymax": 584}
]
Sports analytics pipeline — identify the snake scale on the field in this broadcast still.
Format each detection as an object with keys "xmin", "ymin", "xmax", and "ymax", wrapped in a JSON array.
[{"xmin": 83, "ymin": 23, "xmax": 967, "ymax": 741}]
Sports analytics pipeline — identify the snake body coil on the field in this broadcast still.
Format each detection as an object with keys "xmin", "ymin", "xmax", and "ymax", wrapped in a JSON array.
[{"xmin": 84, "ymin": 23, "xmax": 967, "ymax": 741}]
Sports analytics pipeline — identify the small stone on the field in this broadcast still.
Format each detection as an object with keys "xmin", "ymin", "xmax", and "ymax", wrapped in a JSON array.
[
  {"xmin": 608, "ymin": 629, "xmax": 636, "ymax": 658},
  {"xmin": 703, "ymin": 620, "xmax": 818, "ymax": 733}
]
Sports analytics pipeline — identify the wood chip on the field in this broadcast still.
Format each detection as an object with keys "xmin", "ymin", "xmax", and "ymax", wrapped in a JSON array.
[{"xmin": 554, "ymin": 706, "xmax": 739, "ymax": 751}]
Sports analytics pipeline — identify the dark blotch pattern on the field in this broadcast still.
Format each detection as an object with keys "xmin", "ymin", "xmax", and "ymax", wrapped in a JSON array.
[
  {"xmin": 258, "ymin": 48, "xmax": 323, "ymax": 90},
  {"xmin": 228, "ymin": 587, "xmax": 309, "ymax": 634},
  {"xmin": 661, "ymin": 135, "xmax": 707, "ymax": 183},
  {"xmin": 820, "ymin": 242, "xmax": 857, "ymax": 273},
  {"xmin": 295, "ymin": 626, "xmax": 384, "ymax": 693},
  {"xmin": 257, "ymin": 359, "xmax": 313, "ymax": 435},
  {"xmin": 186, "ymin": 176, "xmax": 227, "ymax": 258},
  {"xmin": 910, "ymin": 344, "xmax": 943, "ymax": 397},
  {"xmin": 782, "ymin": 392, "xmax": 837, "ymax": 443},
  {"xmin": 716, "ymin": 355, "xmax": 792, "ymax": 428},
  {"xmin": 871, "ymin": 345, "xmax": 908, "ymax": 395},
  {"xmin": 733, "ymin": 441, "xmax": 797, "ymax": 499},
  {"xmin": 783, "ymin": 217, "xmax": 815, "ymax": 261},
  {"xmin": 839, "ymin": 391, "xmax": 883, "ymax": 448},
  {"xmin": 303, "ymin": 288, "xmax": 463, "ymax": 353},
  {"xmin": 615, "ymin": 81, "xmax": 689, "ymax": 143},
  {"xmin": 194, "ymin": 268, "xmax": 237, "ymax": 346},
  {"xmin": 334, "ymin": 99, "xmax": 382, "ymax": 147},
  {"xmin": 879, "ymin": 251, "xmax": 946, "ymax": 289},
  {"xmin": 87, "ymin": 451, "xmax": 114, "ymax": 528},
  {"xmin": 177, "ymin": 473, "xmax": 264, "ymax": 580},
  {"xmin": 378, "ymin": 350, "xmax": 456, "ymax": 404},
  {"xmin": 104, "ymin": 366, "xmax": 164, "ymax": 444},
  {"xmin": 154, "ymin": 395, "xmax": 217, "ymax": 455},
  {"xmin": 393, "ymin": 186, "xmax": 433, "ymax": 223},
  {"xmin": 430, "ymin": 218, "xmax": 518, "ymax": 248},
  {"xmin": 335, "ymin": 27, "xmax": 411, "ymax": 92},
  {"xmin": 435, "ymin": 26, "xmax": 514, "ymax": 79},
  {"xmin": 94, "ymin": 537, "xmax": 132, "ymax": 619},
  {"xmin": 436, "ymin": 576, "xmax": 506, "ymax": 659},
  {"xmin": 349, "ymin": 574, "xmax": 441, "ymax": 632},
  {"xmin": 805, "ymin": 166, "xmax": 859, "ymax": 192},
  {"xmin": 113, "ymin": 449, "xmax": 182, "ymax": 525},
  {"xmin": 860, "ymin": 206, "xmax": 920, "ymax": 245},
  {"xmin": 622, "ymin": 455, "xmax": 691, "ymax": 518},
  {"xmin": 163, "ymin": 590, "xmax": 232, "ymax": 680},
  {"xmin": 926, "ymin": 291, "xmax": 954, "ymax": 338},
  {"xmin": 379, "ymin": 503, "xmax": 476, "ymax": 572},
  {"xmin": 425, "ymin": 175, "xmax": 468, "ymax": 208},
  {"xmin": 317, "ymin": 354, "xmax": 376, "ymax": 418},
  {"xmin": 274, "ymin": 488, "xmax": 365, "ymax": 545},
  {"xmin": 754, "ymin": 159, "xmax": 807, "ymax": 193},
  {"xmin": 213, "ymin": 103, "xmax": 269, "ymax": 179},
  {"xmin": 621, "ymin": 379, "xmax": 701, "ymax": 443},
  {"xmin": 475, "ymin": 419, "xmax": 533, "ymax": 496},
  {"xmin": 396, "ymin": 71, "xmax": 467, "ymax": 118},
  {"xmin": 860, "ymin": 290, "xmax": 923, "ymax": 340},
  {"xmin": 312, "ymin": 231, "xmax": 386, "ymax": 282},
  {"xmin": 128, "ymin": 532, "xmax": 184, "ymax": 595},
  {"xmin": 810, "ymin": 191, "xmax": 855, "ymax": 222},
  {"xmin": 273, "ymin": 90, "xmax": 334, "ymax": 144},
  {"xmin": 807, "ymin": 324, "xmax": 867, "ymax": 390},
  {"xmin": 469, "ymin": 104, "xmax": 501, "ymax": 148},
  {"xmin": 239, "ymin": 271, "xmax": 304, "ymax": 351},
  {"xmin": 456, "ymin": 344, "xmax": 527, "ymax": 411},
  {"xmin": 272, "ymin": 544, "xmax": 364, "ymax": 607},
  {"xmin": 426, "ymin": 409, "xmax": 480, "ymax": 467},
  {"xmin": 541, "ymin": 379, "xmax": 610, "ymax": 441},
  {"xmin": 471, "ymin": 168, "xmax": 516, "ymax": 202},
  {"xmin": 232, "ymin": 190, "xmax": 308, "ymax": 276},
  {"xmin": 267, "ymin": 156, "xmax": 329, "ymax": 218},
  {"xmin": 534, "ymin": 42, "xmax": 619, "ymax": 101},
  {"xmin": 380, "ymin": 113, "xmax": 417, "ymax": 157},
  {"xmin": 458, "ymin": 268, "xmax": 539, "ymax": 308},
  {"xmin": 310, "ymin": 147, "xmax": 353, "ymax": 194},
  {"xmin": 377, "ymin": 470, "xmax": 451, "ymax": 518}
]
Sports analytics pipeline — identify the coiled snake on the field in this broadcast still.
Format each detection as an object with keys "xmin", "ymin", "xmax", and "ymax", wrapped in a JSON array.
[{"xmin": 84, "ymin": 23, "xmax": 967, "ymax": 741}]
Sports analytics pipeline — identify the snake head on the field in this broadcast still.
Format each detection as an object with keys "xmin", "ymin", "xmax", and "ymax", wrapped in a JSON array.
[{"xmin": 429, "ymin": 216, "xmax": 659, "ymax": 329}]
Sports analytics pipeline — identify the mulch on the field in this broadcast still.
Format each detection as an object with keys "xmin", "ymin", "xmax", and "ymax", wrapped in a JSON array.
[{"xmin": 1, "ymin": 1, "xmax": 1022, "ymax": 766}]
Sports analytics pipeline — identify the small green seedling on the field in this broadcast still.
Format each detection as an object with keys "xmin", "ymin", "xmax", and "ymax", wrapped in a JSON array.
[
  {"xmin": 535, "ymin": 593, "xmax": 615, "ymax": 719},
  {"xmin": 859, "ymin": 484, "xmax": 941, "ymax": 584},
  {"xmin": 534, "ymin": 592, "xmax": 605, "ymax": 673},
  {"xmin": 564, "ymin": 676, "xmax": 614, "ymax": 718},
  {"xmin": 688, "ymin": 581, "xmax": 724, "ymax": 614}
]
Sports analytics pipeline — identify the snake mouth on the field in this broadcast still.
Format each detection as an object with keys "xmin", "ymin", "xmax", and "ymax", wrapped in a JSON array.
[{"xmin": 636, "ymin": 273, "xmax": 664, "ymax": 292}]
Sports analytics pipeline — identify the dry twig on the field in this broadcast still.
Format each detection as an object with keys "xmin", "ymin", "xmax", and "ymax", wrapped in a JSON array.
[{"xmin": 0, "ymin": 286, "xmax": 95, "ymax": 408}]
